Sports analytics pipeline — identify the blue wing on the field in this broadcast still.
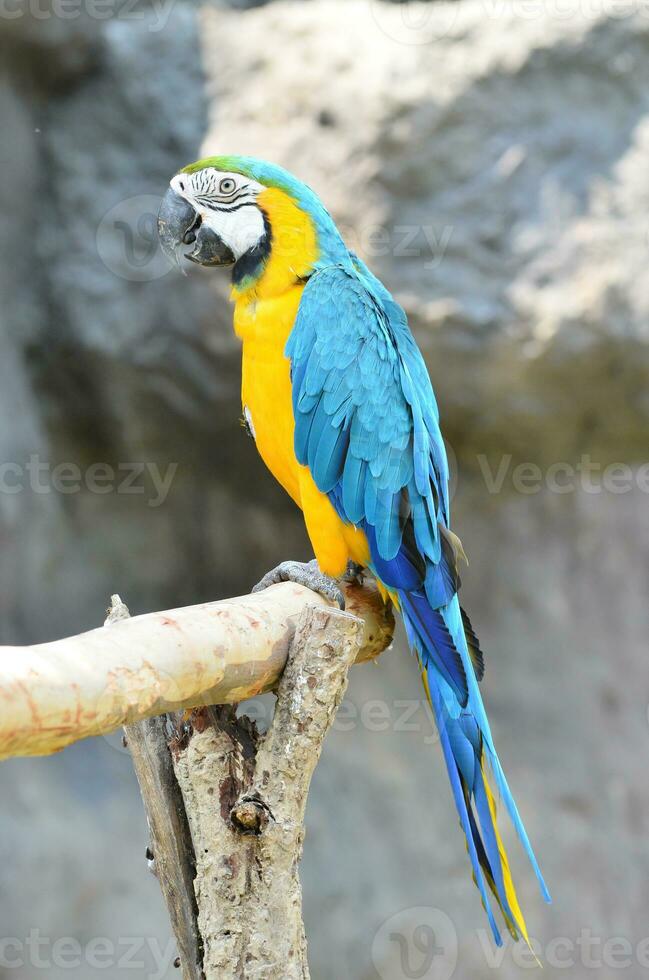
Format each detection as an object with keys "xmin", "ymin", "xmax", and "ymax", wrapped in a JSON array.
[
  {"xmin": 286, "ymin": 261, "xmax": 550, "ymax": 943},
  {"xmin": 286, "ymin": 263, "xmax": 468, "ymax": 702}
]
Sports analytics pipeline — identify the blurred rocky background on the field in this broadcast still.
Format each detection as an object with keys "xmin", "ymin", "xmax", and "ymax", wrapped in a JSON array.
[{"xmin": 1, "ymin": 1, "xmax": 648, "ymax": 978}]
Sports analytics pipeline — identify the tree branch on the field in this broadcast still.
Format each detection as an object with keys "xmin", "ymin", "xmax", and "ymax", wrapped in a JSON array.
[
  {"xmin": 109, "ymin": 596, "xmax": 366, "ymax": 978},
  {"xmin": 0, "ymin": 580, "xmax": 394, "ymax": 761},
  {"xmin": 105, "ymin": 596, "xmax": 203, "ymax": 980},
  {"xmin": 158, "ymin": 605, "xmax": 362, "ymax": 979}
]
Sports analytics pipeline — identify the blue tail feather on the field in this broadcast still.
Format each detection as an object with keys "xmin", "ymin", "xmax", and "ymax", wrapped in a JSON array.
[
  {"xmin": 399, "ymin": 587, "xmax": 550, "ymax": 943},
  {"xmin": 422, "ymin": 657, "xmax": 503, "ymax": 944}
]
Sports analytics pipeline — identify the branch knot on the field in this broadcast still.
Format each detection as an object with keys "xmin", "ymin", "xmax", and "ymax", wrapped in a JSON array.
[{"xmin": 230, "ymin": 795, "xmax": 273, "ymax": 836}]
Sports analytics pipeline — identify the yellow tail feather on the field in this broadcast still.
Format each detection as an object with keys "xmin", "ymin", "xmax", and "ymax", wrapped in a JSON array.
[{"xmin": 480, "ymin": 755, "xmax": 542, "ymax": 963}]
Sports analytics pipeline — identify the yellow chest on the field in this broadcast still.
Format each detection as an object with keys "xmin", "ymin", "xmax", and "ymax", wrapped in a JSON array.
[
  {"xmin": 229, "ymin": 187, "xmax": 370, "ymax": 577},
  {"xmin": 235, "ymin": 287, "xmax": 303, "ymax": 505}
]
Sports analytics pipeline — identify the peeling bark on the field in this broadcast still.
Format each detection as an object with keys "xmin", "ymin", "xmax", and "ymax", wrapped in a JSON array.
[
  {"xmin": 106, "ymin": 599, "xmax": 204, "ymax": 980},
  {"xmin": 125, "ymin": 712, "xmax": 204, "ymax": 980}
]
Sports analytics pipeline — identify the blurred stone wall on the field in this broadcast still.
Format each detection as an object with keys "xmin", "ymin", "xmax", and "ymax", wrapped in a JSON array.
[
  {"xmin": 1, "ymin": 3, "xmax": 648, "ymax": 979},
  {"xmin": 0, "ymin": 1, "xmax": 313, "ymax": 649}
]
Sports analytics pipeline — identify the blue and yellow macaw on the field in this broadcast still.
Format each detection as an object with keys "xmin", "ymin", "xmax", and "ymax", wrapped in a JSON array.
[{"xmin": 158, "ymin": 156, "xmax": 550, "ymax": 944}]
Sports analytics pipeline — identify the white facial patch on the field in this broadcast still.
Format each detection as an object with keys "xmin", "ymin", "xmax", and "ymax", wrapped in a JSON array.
[
  {"xmin": 170, "ymin": 168, "xmax": 266, "ymax": 260},
  {"xmin": 201, "ymin": 207, "xmax": 266, "ymax": 260}
]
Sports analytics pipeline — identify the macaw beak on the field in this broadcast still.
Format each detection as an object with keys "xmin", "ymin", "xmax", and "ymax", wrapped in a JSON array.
[{"xmin": 158, "ymin": 187, "xmax": 235, "ymax": 268}]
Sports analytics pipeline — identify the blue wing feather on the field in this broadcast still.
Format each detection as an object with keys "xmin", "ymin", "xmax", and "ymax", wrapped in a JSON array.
[{"xmin": 287, "ymin": 264, "xmax": 445, "ymax": 562}]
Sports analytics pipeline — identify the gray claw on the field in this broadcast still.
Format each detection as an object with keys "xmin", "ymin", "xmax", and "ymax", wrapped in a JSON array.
[
  {"xmin": 343, "ymin": 560, "xmax": 365, "ymax": 586},
  {"xmin": 252, "ymin": 559, "xmax": 346, "ymax": 610}
]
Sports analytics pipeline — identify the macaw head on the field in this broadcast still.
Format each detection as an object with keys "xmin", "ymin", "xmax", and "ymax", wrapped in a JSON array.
[{"xmin": 158, "ymin": 155, "xmax": 346, "ymax": 293}]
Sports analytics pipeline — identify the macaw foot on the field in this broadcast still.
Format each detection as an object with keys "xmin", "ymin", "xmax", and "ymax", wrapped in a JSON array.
[
  {"xmin": 252, "ymin": 559, "xmax": 346, "ymax": 610},
  {"xmin": 343, "ymin": 560, "xmax": 366, "ymax": 586}
]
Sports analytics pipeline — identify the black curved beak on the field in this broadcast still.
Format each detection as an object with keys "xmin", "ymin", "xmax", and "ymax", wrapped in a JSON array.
[{"xmin": 158, "ymin": 187, "xmax": 235, "ymax": 268}]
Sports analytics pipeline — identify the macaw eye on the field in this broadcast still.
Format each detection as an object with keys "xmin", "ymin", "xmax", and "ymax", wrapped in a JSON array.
[{"xmin": 219, "ymin": 178, "xmax": 236, "ymax": 194}]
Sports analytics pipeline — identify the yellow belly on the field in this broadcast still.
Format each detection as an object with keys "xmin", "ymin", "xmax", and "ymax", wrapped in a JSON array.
[{"xmin": 235, "ymin": 287, "xmax": 369, "ymax": 577}]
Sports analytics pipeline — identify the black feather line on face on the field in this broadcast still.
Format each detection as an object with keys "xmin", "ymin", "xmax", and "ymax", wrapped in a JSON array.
[
  {"xmin": 197, "ymin": 198, "xmax": 257, "ymax": 214},
  {"xmin": 197, "ymin": 187, "xmax": 253, "ymax": 207},
  {"xmin": 231, "ymin": 210, "xmax": 273, "ymax": 288},
  {"xmin": 218, "ymin": 187, "xmax": 251, "ymax": 204}
]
